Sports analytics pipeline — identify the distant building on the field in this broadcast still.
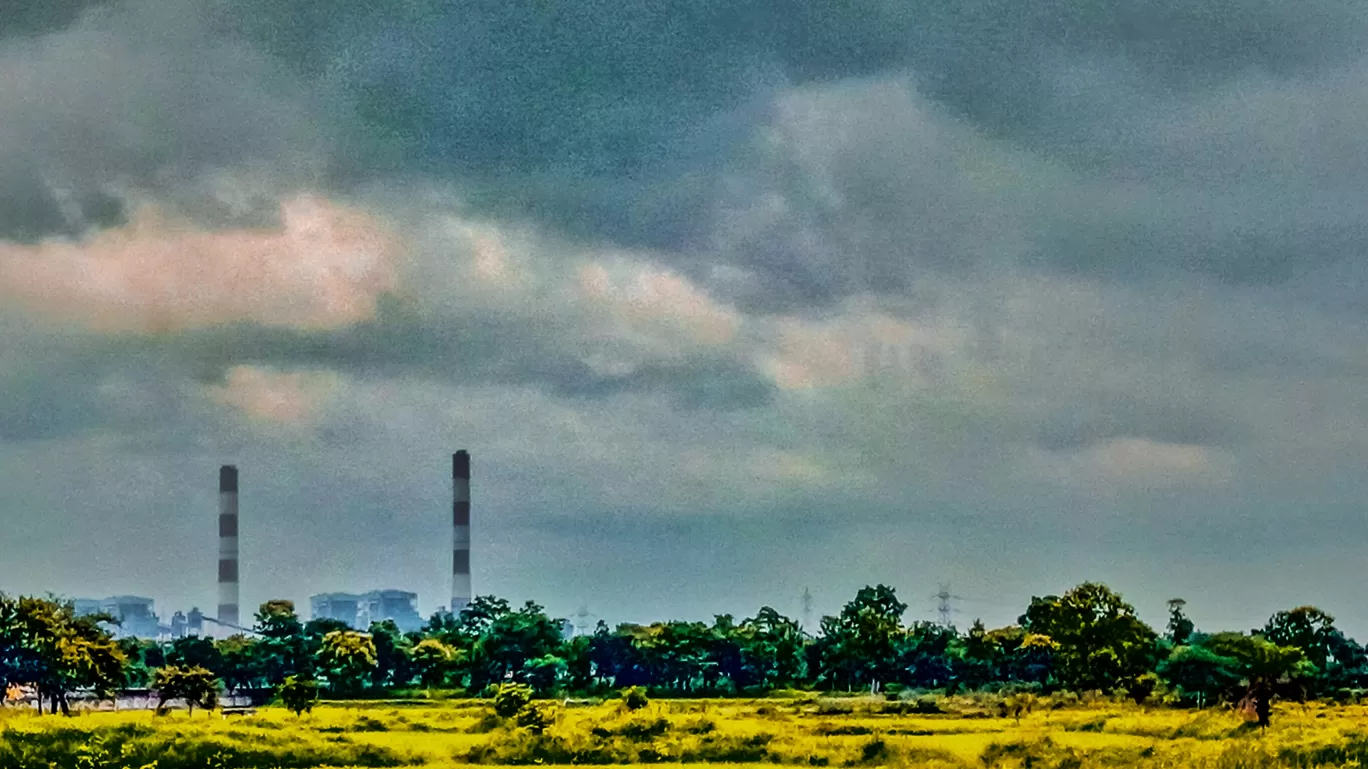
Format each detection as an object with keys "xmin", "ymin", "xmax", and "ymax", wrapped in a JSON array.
[
  {"xmin": 170, "ymin": 611, "xmax": 188, "ymax": 639},
  {"xmin": 311, "ymin": 590, "xmax": 424, "ymax": 634},
  {"xmin": 311, "ymin": 593, "xmax": 363, "ymax": 626},
  {"xmin": 560, "ymin": 619, "xmax": 575, "ymax": 640},
  {"xmin": 362, "ymin": 590, "xmax": 424, "ymax": 633},
  {"xmin": 73, "ymin": 596, "xmax": 161, "ymax": 639},
  {"xmin": 187, "ymin": 607, "xmax": 205, "ymax": 637}
]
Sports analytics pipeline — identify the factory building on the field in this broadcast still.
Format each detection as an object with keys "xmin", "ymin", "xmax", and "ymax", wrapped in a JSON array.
[
  {"xmin": 311, "ymin": 590, "xmax": 424, "ymax": 633},
  {"xmin": 73, "ymin": 596, "xmax": 162, "ymax": 639}
]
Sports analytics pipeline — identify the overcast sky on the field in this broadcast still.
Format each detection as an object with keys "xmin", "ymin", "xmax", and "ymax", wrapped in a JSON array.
[{"xmin": 3, "ymin": 0, "xmax": 1368, "ymax": 638}]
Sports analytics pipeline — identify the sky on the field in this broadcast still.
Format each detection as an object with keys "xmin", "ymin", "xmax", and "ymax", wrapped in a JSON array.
[{"xmin": 2, "ymin": 0, "xmax": 1368, "ymax": 638}]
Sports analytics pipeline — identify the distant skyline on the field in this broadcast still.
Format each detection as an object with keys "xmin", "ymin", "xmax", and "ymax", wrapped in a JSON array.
[{"xmin": 5, "ymin": 0, "xmax": 1368, "ymax": 640}]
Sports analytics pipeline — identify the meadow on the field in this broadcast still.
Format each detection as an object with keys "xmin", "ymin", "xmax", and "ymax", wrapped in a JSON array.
[{"xmin": 3, "ymin": 693, "xmax": 1368, "ymax": 769}]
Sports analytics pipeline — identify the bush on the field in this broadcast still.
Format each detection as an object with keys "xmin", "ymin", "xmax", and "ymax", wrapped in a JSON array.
[
  {"xmin": 514, "ymin": 703, "xmax": 553, "ymax": 734},
  {"xmin": 618, "ymin": 717, "xmax": 670, "ymax": 741},
  {"xmin": 493, "ymin": 683, "xmax": 534, "ymax": 719},
  {"xmin": 623, "ymin": 686, "xmax": 650, "ymax": 711},
  {"xmin": 859, "ymin": 738, "xmax": 888, "ymax": 764},
  {"xmin": 1126, "ymin": 673, "xmax": 1161, "ymax": 705}
]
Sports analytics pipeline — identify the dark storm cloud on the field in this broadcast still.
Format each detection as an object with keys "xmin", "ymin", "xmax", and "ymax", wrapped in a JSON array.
[
  {"xmin": 207, "ymin": 0, "xmax": 1368, "ymax": 305},
  {"xmin": 1, "ymin": 0, "xmax": 111, "ymax": 39},
  {"xmin": 0, "ymin": 0, "xmax": 332, "ymax": 241},
  {"xmin": 0, "ymin": 163, "xmax": 126, "ymax": 242},
  {"xmin": 227, "ymin": 0, "xmax": 1368, "ymax": 174},
  {"xmin": 158, "ymin": 311, "xmax": 775, "ymax": 413}
]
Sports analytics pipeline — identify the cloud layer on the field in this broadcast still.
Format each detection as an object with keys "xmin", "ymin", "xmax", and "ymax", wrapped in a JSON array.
[{"xmin": 3, "ymin": 0, "xmax": 1368, "ymax": 636}]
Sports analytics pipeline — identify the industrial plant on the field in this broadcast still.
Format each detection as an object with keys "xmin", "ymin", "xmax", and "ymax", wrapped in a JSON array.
[
  {"xmin": 310, "ymin": 590, "xmax": 425, "ymax": 633},
  {"xmin": 72, "ymin": 451, "xmax": 473, "ymax": 641}
]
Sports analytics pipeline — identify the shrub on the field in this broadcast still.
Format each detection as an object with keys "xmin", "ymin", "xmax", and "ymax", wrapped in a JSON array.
[
  {"xmin": 623, "ymin": 686, "xmax": 650, "ymax": 711},
  {"xmin": 467, "ymin": 713, "xmax": 504, "ymax": 734},
  {"xmin": 859, "ymin": 738, "xmax": 889, "ymax": 764},
  {"xmin": 618, "ymin": 717, "xmax": 670, "ymax": 741},
  {"xmin": 1126, "ymin": 673, "xmax": 1161, "ymax": 705},
  {"xmin": 684, "ymin": 717, "xmax": 717, "ymax": 734},
  {"xmin": 514, "ymin": 703, "xmax": 553, "ymax": 734},
  {"xmin": 493, "ymin": 683, "xmax": 534, "ymax": 719}
]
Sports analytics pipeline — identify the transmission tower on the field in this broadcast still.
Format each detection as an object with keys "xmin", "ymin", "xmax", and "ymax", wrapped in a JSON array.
[
  {"xmin": 932, "ymin": 584, "xmax": 962, "ymax": 628},
  {"xmin": 572, "ymin": 604, "xmax": 597, "ymax": 637},
  {"xmin": 801, "ymin": 588, "xmax": 814, "ymax": 634}
]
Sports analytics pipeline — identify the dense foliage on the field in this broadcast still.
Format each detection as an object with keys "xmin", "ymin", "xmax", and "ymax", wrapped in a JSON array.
[{"xmin": 4, "ymin": 582, "xmax": 1367, "ymax": 715}]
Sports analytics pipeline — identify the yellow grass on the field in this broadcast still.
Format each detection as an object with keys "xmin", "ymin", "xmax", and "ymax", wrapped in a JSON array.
[{"xmin": 5, "ymin": 695, "xmax": 1368, "ymax": 768}]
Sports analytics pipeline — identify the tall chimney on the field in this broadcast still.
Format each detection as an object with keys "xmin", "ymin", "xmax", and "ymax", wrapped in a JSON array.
[
  {"xmin": 452, "ymin": 451, "xmax": 471, "ymax": 616},
  {"xmin": 218, "ymin": 465, "xmax": 240, "ymax": 632}
]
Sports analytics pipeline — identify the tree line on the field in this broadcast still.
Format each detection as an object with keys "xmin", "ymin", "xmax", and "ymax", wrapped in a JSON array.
[{"xmin": 3, "ymin": 583, "xmax": 1364, "ymax": 717}]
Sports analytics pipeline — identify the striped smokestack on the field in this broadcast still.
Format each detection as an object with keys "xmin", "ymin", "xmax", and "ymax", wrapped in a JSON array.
[
  {"xmin": 218, "ymin": 465, "xmax": 240, "ymax": 632},
  {"xmin": 452, "ymin": 451, "xmax": 471, "ymax": 615}
]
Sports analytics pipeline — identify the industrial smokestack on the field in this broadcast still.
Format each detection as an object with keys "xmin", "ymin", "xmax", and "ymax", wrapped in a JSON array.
[
  {"xmin": 218, "ymin": 465, "xmax": 240, "ymax": 632},
  {"xmin": 452, "ymin": 451, "xmax": 471, "ymax": 616}
]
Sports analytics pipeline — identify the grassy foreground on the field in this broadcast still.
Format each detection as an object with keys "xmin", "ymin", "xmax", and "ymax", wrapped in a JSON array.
[{"xmin": 4, "ymin": 694, "xmax": 1368, "ymax": 768}]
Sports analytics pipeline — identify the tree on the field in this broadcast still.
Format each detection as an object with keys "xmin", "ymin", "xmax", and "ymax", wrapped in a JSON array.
[
  {"xmin": 626, "ymin": 621, "xmax": 712, "ymax": 692},
  {"xmin": 733, "ymin": 607, "xmax": 807, "ymax": 690},
  {"xmin": 1264, "ymin": 606, "xmax": 1337, "ymax": 671},
  {"xmin": 1204, "ymin": 633, "xmax": 1313, "ymax": 687},
  {"xmin": 1158, "ymin": 644, "xmax": 1243, "ymax": 707},
  {"xmin": 255, "ymin": 600, "xmax": 309, "ymax": 685},
  {"xmin": 369, "ymin": 620, "xmax": 414, "ymax": 689},
  {"xmin": 1020, "ymin": 583, "xmax": 1157, "ymax": 693},
  {"xmin": 898, "ymin": 622, "xmax": 958, "ymax": 689},
  {"xmin": 1166, "ymin": 599, "xmax": 1195, "ymax": 647},
  {"xmin": 0, "ymin": 595, "xmax": 126, "ymax": 715},
  {"xmin": 214, "ymin": 635, "xmax": 261, "ymax": 693},
  {"xmin": 118, "ymin": 638, "xmax": 158, "ymax": 689},
  {"xmin": 165, "ymin": 636, "xmax": 223, "ymax": 672},
  {"xmin": 317, "ymin": 630, "xmax": 378, "ymax": 695},
  {"xmin": 305, "ymin": 618, "xmax": 353, "ymax": 658},
  {"xmin": 277, "ymin": 675, "xmax": 319, "ymax": 716},
  {"xmin": 814, "ymin": 585, "xmax": 907, "ymax": 691},
  {"xmin": 470, "ymin": 601, "xmax": 565, "ymax": 692},
  {"xmin": 524, "ymin": 654, "xmax": 568, "ymax": 695},
  {"xmin": 411, "ymin": 638, "xmax": 459, "ymax": 688},
  {"xmin": 1204, "ymin": 632, "xmax": 1314, "ymax": 725},
  {"xmin": 152, "ymin": 665, "xmax": 221, "ymax": 716}
]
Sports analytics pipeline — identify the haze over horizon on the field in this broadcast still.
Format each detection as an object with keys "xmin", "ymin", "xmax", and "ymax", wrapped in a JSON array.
[{"xmin": 3, "ymin": 0, "xmax": 1368, "ymax": 639}]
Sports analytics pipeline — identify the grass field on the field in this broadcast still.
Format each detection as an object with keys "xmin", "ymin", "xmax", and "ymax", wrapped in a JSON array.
[{"xmin": 3, "ymin": 693, "xmax": 1368, "ymax": 768}]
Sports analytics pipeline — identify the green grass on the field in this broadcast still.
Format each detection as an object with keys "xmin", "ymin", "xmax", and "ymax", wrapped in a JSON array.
[{"xmin": 5, "ymin": 696, "xmax": 1368, "ymax": 768}]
